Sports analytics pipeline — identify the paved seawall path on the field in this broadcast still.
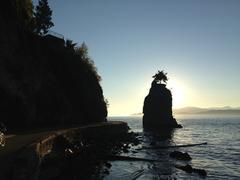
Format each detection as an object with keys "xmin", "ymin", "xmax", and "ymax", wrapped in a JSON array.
[{"xmin": 0, "ymin": 121, "xmax": 128, "ymax": 180}]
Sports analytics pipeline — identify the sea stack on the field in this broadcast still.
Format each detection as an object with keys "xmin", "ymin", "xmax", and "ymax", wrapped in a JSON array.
[{"xmin": 143, "ymin": 70, "xmax": 182, "ymax": 129}]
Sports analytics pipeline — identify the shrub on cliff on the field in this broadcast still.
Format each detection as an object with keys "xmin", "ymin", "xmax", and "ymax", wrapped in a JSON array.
[{"xmin": 75, "ymin": 43, "xmax": 101, "ymax": 81}]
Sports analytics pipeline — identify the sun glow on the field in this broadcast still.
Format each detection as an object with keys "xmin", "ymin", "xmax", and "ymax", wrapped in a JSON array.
[
  {"xmin": 167, "ymin": 79, "xmax": 187, "ymax": 108},
  {"xmin": 107, "ymin": 77, "xmax": 191, "ymax": 116}
]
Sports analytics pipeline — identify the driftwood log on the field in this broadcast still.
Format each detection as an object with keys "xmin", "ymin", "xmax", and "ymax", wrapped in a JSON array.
[{"xmin": 140, "ymin": 142, "xmax": 207, "ymax": 150}]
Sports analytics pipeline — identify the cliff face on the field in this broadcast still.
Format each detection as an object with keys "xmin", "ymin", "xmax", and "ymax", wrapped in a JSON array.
[
  {"xmin": 0, "ymin": 1, "xmax": 107, "ymax": 129},
  {"xmin": 143, "ymin": 81, "xmax": 181, "ymax": 129}
]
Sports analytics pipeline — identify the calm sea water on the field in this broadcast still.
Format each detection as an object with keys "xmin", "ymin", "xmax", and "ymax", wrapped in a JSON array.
[{"xmin": 105, "ymin": 115, "xmax": 240, "ymax": 180}]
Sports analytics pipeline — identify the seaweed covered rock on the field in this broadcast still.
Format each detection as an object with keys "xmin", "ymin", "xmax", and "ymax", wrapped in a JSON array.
[{"xmin": 143, "ymin": 71, "xmax": 182, "ymax": 129}]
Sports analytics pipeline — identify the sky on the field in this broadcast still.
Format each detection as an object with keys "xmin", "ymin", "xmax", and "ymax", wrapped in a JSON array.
[{"xmin": 34, "ymin": 0, "xmax": 240, "ymax": 116}]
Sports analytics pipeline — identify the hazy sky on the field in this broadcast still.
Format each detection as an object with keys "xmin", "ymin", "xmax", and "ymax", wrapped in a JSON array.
[{"xmin": 34, "ymin": 0, "xmax": 240, "ymax": 115}]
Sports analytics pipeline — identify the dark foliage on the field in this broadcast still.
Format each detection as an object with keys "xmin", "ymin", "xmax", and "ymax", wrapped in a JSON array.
[
  {"xmin": 0, "ymin": 1, "xmax": 107, "ymax": 129},
  {"xmin": 34, "ymin": 0, "xmax": 54, "ymax": 35},
  {"xmin": 152, "ymin": 70, "xmax": 168, "ymax": 84},
  {"xmin": 0, "ymin": 0, "xmax": 34, "ymax": 30},
  {"xmin": 75, "ymin": 43, "xmax": 102, "ymax": 81}
]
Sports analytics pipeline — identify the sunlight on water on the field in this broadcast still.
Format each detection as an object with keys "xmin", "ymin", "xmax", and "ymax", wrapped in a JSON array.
[{"xmin": 107, "ymin": 115, "xmax": 240, "ymax": 179}]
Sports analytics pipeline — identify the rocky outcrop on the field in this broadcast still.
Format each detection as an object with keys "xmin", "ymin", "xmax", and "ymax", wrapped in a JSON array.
[
  {"xmin": 143, "ymin": 81, "xmax": 182, "ymax": 129},
  {"xmin": 0, "ymin": 0, "xmax": 107, "ymax": 129}
]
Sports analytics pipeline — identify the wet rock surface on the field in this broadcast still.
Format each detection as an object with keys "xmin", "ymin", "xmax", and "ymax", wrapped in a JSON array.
[
  {"xmin": 169, "ymin": 151, "xmax": 192, "ymax": 160},
  {"xmin": 38, "ymin": 131, "xmax": 140, "ymax": 180},
  {"xmin": 175, "ymin": 164, "xmax": 207, "ymax": 177}
]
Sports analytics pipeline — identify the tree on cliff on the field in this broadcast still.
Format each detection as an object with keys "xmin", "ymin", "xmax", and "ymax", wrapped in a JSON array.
[
  {"xmin": 34, "ymin": 0, "xmax": 54, "ymax": 35},
  {"xmin": 75, "ymin": 42, "xmax": 88, "ymax": 60},
  {"xmin": 0, "ymin": 1, "xmax": 107, "ymax": 128},
  {"xmin": 153, "ymin": 70, "xmax": 168, "ymax": 84},
  {"xmin": 75, "ymin": 43, "xmax": 102, "ymax": 81}
]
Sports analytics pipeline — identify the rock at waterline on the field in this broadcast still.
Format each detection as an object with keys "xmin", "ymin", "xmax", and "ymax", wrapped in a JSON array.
[
  {"xmin": 175, "ymin": 164, "xmax": 207, "ymax": 177},
  {"xmin": 143, "ymin": 71, "xmax": 182, "ymax": 129},
  {"xmin": 169, "ymin": 151, "xmax": 192, "ymax": 160}
]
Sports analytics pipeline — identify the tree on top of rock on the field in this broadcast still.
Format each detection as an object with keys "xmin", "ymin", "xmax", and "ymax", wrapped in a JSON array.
[
  {"xmin": 34, "ymin": 0, "xmax": 54, "ymax": 35},
  {"xmin": 152, "ymin": 70, "xmax": 168, "ymax": 84}
]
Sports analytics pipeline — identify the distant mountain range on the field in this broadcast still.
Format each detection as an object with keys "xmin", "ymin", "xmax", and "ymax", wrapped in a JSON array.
[
  {"xmin": 133, "ymin": 106, "xmax": 240, "ymax": 115},
  {"xmin": 173, "ymin": 106, "xmax": 240, "ymax": 115}
]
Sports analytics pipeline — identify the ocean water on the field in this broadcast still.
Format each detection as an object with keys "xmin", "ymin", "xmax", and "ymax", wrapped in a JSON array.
[{"xmin": 105, "ymin": 115, "xmax": 240, "ymax": 179}]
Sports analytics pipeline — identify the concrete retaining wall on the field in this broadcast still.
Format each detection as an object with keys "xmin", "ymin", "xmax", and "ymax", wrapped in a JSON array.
[{"xmin": 9, "ymin": 121, "xmax": 128, "ymax": 180}]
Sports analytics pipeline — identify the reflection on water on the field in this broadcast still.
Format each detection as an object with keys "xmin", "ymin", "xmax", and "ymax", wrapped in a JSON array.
[
  {"xmin": 106, "ymin": 115, "xmax": 240, "ymax": 179},
  {"xmin": 106, "ymin": 117, "xmax": 178, "ymax": 179}
]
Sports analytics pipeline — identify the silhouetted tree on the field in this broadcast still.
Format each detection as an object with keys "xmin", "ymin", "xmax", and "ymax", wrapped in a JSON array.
[
  {"xmin": 153, "ymin": 70, "xmax": 168, "ymax": 84},
  {"xmin": 34, "ymin": 0, "xmax": 54, "ymax": 35},
  {"xmin": 75, "ymin": 42, "xmax": 88, "ymax": 60}
]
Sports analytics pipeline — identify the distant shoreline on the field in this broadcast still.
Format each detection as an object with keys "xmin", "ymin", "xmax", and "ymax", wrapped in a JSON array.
[
  {"xmin": 174, "ymin": 110, "xmax": 240, "ymax": 115},
  {"xmin": 132, "ymin": 107, "xmax": 240, "ymax": 116}
]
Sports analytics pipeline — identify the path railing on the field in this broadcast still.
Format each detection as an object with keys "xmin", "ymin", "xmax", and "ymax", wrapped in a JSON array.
[{"xmin": 45, "ymin": 30, "xmax": 64, "ymax": 40}]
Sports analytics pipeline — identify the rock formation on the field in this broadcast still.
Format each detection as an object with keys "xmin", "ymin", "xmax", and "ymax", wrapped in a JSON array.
[
  {"xmin": 0, "ymin": 0, "xmax": 107, "ymax": 129},
  {"xmin": 143, "ymin": 71, "xmax": 182, "ymax": 129}
]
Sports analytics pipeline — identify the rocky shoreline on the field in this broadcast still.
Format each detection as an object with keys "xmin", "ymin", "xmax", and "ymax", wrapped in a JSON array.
[
  {"xmin": 8, "ymin": 121, "xmax": 130, "ymax": 180},
  {"xmin": 39, "ymin": 128, "xmax": 139, "ymax": 180}
]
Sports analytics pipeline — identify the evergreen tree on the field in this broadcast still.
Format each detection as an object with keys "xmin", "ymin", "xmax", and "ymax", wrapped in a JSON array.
[{"xmin": 34, "ymin": 0, "xmax": 54, "ymax": 35}]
